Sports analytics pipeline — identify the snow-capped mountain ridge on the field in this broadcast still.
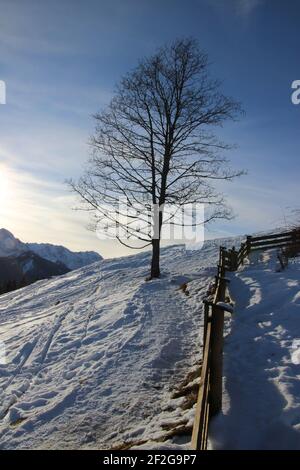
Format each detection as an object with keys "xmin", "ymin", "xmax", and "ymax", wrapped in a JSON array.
[
  {"xmin": 0, "ymin": 228, "xmax": 102, "ymax": 270},
  {"xmin": 27, "ymin": 242, "xmax": 101, "ymax": 270}
]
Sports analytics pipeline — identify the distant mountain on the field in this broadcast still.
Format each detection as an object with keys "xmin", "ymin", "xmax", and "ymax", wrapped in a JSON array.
[
  {"xmin": 0, "ymin": 228, "xmax": 102, "ymax": 270},
  {"xmin": 0, "ymin": 228, "xmax": 102, "ymax": 295},
  {"xmin": 27, "ymin": 243, "xmax": 102, "ymax": 270},
  {"xmin": 0, "ymin": 228, "xmax": 25, "ymax": 257}
]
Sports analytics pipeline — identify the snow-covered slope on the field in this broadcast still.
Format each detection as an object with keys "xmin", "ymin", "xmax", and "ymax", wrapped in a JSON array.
[
  {"xmin": 27, "ymin": 243, "xmax": 102, "ymax": 270},
  {"xmin": 5, "ymin": 234, "xmax": 297, "ymax": 450},
  {"xmin": 0, "ymin": 228, "xmax": 102, "ymax": 270},
  {"xmin": 0, "ymin": 238, "xmax": 234, "ymax": 450},
  {"xmin": 210, "ymin": 249, "xmax": 300, "ymax": 450}
]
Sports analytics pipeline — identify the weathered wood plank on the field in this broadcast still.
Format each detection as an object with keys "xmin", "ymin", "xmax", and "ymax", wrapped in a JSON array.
[
  {"xmin": 251, "ymin": 239, "xmax": 299, "ymax": 250},
  {"xmin": 191, "ymin": 320, "xmax": 212, "ymax": 450},
  {"xmin": 251, "ymin": 231, "xmax": 295, "ymax": 242},
  {"xmin": 209, "ymin": 305, "xmax": 225, "ymax": 417}
]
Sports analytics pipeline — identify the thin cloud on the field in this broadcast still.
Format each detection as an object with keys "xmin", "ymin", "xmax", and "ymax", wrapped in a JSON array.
[
  {"xmin": 206, "ymin": 0, "xmax": 264, "ymax": 17},
  {"xmin": 236, "ymin": 0, "xmax": 263, "ymax": 16}
]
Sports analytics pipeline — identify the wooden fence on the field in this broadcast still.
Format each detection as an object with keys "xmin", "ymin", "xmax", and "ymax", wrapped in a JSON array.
[{"xmin": 191, "ymin": 229, "xmax": 300, "ymax": 450}]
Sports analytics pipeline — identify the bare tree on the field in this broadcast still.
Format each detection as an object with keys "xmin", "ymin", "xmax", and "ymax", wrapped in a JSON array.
[{"xmin": 70, "ymin": 39, "xmax": 243, "ymax": 278}]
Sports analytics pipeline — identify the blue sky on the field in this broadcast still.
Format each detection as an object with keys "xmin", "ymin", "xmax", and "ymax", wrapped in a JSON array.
[{"xmin": 0, "ymin": 0, "xmax": 299, "ymax": 257}]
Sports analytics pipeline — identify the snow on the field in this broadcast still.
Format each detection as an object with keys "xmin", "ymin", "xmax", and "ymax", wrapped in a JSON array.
[
  {"xmin": 210, "ymin": 249, "xmax": 300, "ymax": 450},
  {"xmin": 2, "ymin": 233, "xmax": 298, "ymax": 450},
  {"xmin": 22, "ymin": 259, "xmax": 34, "ymax": 274},
  {"xmin": 0, "ymin": 239, "xmax": 231, "ymax": 450}
]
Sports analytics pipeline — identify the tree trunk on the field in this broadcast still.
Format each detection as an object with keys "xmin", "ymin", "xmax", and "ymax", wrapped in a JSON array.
[{"xmin": 150, "ymin": 238, "xmax": 160, "ymax": 278}]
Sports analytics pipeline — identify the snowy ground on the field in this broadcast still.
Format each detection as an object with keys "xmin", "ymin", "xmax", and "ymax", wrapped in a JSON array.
[
  {"xmin": 3, "ymin": 235, "xmax": 298, "ymax": 450},
  {"xmin": 0, "ymin": 239, "xmax": 235, "ymax": 450},
  {"xmin": 210, "ymin": 249, "xmax": 300, "ymax": 450}
]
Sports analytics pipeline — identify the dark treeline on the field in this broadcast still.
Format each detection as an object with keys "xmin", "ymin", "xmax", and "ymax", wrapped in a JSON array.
[{"xmin": 0, "ymin": 276, "xmax": 30, "ymax": 295}]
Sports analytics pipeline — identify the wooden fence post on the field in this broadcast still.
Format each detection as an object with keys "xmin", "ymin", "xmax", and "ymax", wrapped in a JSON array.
[
  {"xmin": 209, "ymin": 304, "xmax": 225, "ymax": 416},
  {"xmin": 231, "ymin": 246, "xmax": 238, "ymax": 271},
  {"xmin": 246, "ymin": 236, "xmax": 252, "ymax": 254},
  {"xmin": 239, "ymin": 242, "xmax": 245, "ymax": 265},
  {"xmin": 218, "ymin": 276, "xmax": 226, "ymax": 301},
  {"xmin": 203, "ymin": 301, "xmax": 210, "ymax": 353}
]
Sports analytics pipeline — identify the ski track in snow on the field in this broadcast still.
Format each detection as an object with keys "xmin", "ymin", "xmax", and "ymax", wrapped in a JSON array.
[
  {"xmin": 210, "ymin": 249, "xmax": 300, "ymax": 450},
  {"xmin": 0, "ymin": 240, "xmax": 231, "ymax": 449}
]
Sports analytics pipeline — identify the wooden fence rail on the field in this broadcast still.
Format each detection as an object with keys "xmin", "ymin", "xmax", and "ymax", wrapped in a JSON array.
[{"xmin": 191, "ymin": 228, "xmax": 300, "ymax": 450}]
